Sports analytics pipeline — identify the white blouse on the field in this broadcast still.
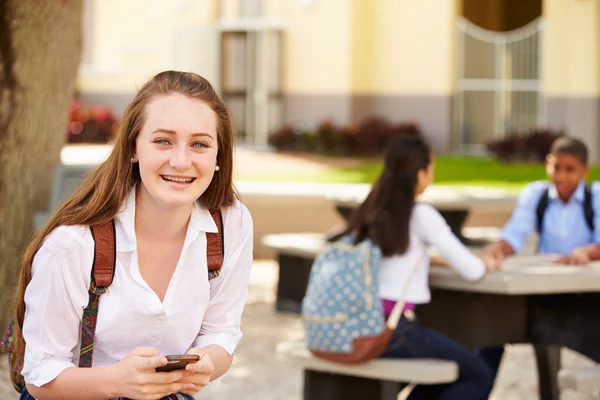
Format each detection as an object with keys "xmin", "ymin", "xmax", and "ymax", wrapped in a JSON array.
[
  {"xmin": 378, "ymin": 204, "xmax": 485, "ymax": 304},
  {"xmin": 21, "ymin": 190, "xmax": 253, "ymax": 388}
]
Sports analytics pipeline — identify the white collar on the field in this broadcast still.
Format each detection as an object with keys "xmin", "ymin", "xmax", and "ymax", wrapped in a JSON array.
[
  {"xmin": 548, "ymin": 181, "xmax": 585, "ymax": 203},
  {"xmin": 115, "ymin": 188, "xmax": 218, "ymax": 253}
]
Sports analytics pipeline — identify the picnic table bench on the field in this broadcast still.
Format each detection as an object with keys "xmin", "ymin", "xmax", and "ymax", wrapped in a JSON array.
[
  {"xmin": 558, "ymin": 365, "xmax": 600, "ymax": 394},
  {"xmin": 276, "ymin": 340, "xmax": 458, "ymax": 400},
  {"xmin": 34, "ymin": 164, "xmax": 93, "ymax": 230}
]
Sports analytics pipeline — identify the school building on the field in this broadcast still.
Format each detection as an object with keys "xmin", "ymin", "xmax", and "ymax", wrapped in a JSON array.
[{"xmin": 77, "ymin": 0, "xmax": 600, "ymax": 160}]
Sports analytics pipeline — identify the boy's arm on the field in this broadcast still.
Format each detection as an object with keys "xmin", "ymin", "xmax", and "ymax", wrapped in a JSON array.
[
  {"xmin": 482, "ymin": 240, "xmax": 515, "ymax": 259},
  {"xmin": 554, "ymin": 244, "xmax": 600, "ymax": 265},
  {"xmin": 581, "ymin": 244, "xmax": 600, "ymax": 260},
  {"xmin": 482, "ymin": 183, "xmax": 542, "ymax": 259}
]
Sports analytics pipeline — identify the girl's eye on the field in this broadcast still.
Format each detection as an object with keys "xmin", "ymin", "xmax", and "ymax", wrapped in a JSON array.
[
  {"xmin": 154, "ymin": 139, "xmax": 170, "ymax": 145},
  {"xmin": 192, "ymin": 142, "xmax": 208, "ymax": 148}
]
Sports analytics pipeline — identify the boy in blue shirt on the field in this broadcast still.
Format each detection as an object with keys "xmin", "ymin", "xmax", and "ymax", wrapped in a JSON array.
[
  {"xmin": 484, "ymin": 136, "xmax": 600, "ymax": 261},
  {"xmin": 480, "ymin": 136, "xmax": 600, "ymax": 387}
]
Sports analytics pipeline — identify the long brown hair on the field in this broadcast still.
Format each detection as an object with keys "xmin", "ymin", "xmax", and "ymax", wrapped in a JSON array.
[
  {"xmin": 346, "ymin": 135, "xmax": 431, "ymax": 256},
  {"xmin": 11, "ymin": 70, "xmax": 238, "ymax": 371}
]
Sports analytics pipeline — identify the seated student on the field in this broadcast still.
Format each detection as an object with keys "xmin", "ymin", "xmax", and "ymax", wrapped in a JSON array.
[
  {"xmin": 483, "ymin": 135, "xmax": 600, "ymax": 261},
  {"xmin": 479, "ymin": 135, "xmax": 600, "ymax": 383},
  {"xmin": 345, "ymin": 135, "xmax": 500, "ymax": 400}
]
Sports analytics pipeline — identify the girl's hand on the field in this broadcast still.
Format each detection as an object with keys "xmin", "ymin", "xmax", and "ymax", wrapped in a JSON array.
[
  {"xmin": 479, "ymin": 252, "xmax": 502, "ymax": 271},
  {"xmin": 482, "ymin": 242, "xmax": 507, "ymax": 262},
  {"xmin": 109, "ymin": 347, "xmax": 195, "ymax": 399},
  {"xmin": 177, "ymin": 347, "xmax": 215, "ymax": 395}
]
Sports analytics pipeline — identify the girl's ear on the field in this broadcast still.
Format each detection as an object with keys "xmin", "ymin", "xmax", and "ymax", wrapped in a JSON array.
[
  {"xmin": 415, "ymin": 169, "xmax": 425, "ymax": 191},
  {"xmin": 417, "ymin": 168, "xmax": 426, "ymax": 183}
]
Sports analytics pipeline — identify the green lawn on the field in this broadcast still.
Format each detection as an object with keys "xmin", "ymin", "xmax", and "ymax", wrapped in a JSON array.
[
  {"xmin": 325, "ymin": 157, "xmax": 600, "ymax": 191},
  {"xmin": 241, "ymin": 156, "xmax": 600, "ymax": 191}
]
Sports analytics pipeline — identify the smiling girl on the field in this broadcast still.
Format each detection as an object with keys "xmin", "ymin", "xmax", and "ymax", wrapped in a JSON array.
[{"xmin": 9, "ymin": 71, "xmax": 253, "ymax": 400}]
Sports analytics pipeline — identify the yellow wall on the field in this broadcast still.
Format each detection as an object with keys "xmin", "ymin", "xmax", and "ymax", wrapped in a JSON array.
[
  {"xmin": 543, "ymin": 0, "xmax": 600, "ymax": 96},
  {"xmin": 368, "ymin": 0, "xmax": 459, "ymax": 94},
  {"xmin": 78, "ymin": 0, "xmax": 218, "ymax": 93},
  {"xmin": 80, "ymin": 0, "xmax": 459, "ymax": 96},
  {"xmin": 297, "ymin": 0, "xmax": 461, "ymax": 95},
  {"xmin": 349, "ymin": 0, "xmax": 376, "ymax": 93},
  {"xmin": 279, "ymin": 0, "xmax": 353, "ymax": 94}
]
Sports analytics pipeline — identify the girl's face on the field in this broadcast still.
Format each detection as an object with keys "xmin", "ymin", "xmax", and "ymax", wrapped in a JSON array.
[
  {"xmin": 134, "ymin": 92, "xmax": 219, "ymax": 210},
  {"xmin": 416, "ymin": 154, "xmax": 435, "ymax": 195}
]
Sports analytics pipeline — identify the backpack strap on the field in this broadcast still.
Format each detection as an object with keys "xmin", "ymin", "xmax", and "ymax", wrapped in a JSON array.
[
  {"xmin": 535, "ymin": 187, "xmax": 550, "ymax": 234},
  {"xmin": 79, "ymin": 220, "xmax": 116, "ymax": 368},
  {"xmin": 536, "ymin": 184, "xmax": 595, "ymax": 241},
  {"xmin": 78, "ymin": 210, "xmax": 222, "ymax": 369},
  {"xmin": 207, "ymin": 209, "xmax": 224, "ymax": 280},
  {"xmin": 584, "ymin": 183, "xmax": 595, "ymax": 232}
]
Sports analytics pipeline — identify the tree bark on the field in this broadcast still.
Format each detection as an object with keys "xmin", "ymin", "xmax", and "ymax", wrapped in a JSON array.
[{"xmin": 0, "ymin": 0, "xmax": 82, "ymax": 327}]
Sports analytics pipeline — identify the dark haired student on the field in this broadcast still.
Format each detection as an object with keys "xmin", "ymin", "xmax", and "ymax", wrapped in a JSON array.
[{"xmin": 346, "ymin": 135, "xmax": 501, "ymax": 400}]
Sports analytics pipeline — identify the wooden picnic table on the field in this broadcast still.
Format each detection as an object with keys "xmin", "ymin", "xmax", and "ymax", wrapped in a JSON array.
[
  {"xmin": 419, "ymin": 255, "xmax": 600, "ymax": 400},
  {"xmin": 328, "ymin": 185, "xmax": 517, "ymax": 245}
]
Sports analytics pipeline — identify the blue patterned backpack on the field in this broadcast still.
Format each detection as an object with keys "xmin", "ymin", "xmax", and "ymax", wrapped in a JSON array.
[{"xmin": 301, "ymin": 236, "xmax": 406, "ymax": 363}]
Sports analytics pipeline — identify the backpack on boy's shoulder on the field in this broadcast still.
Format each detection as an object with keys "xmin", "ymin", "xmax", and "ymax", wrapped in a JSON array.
[
  {"xmin": 301, "ymin": 235, "xmax": 420, "ymax": 364},
  {"xmin": 535, "ymin": 183, "xmax": 594, "ymax": 234},
  {"xmin": 0, "ymin": 210, "xmax": 224, "ymax": 393}
]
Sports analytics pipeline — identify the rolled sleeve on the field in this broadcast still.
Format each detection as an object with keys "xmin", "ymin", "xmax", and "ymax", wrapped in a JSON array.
[
  {"xmin": 193, "ymin": 333, "xmax": 240, "ymax": 356},
  {"xmin": 24, "ymin": 359, "xmax": 76, "ymax": 389},
  {"xmin": 499, "ymin": 182, "xmax": 543, "ymax": 253},
  {"xmin": 193, "ymin": 203, "xmax": 253, "ymax": 355},
  {"xmin": 21, "ymin": 230, "xmax": 90, "ymax": 387}
]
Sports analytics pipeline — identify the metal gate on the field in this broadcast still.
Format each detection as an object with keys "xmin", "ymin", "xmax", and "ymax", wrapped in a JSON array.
[{"xmin": 455, "ymin": 16, "xmax": 544, "ymax": 153}]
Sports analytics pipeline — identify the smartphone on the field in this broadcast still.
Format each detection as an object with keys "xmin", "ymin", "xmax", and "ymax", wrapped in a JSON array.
[{"xmin": 155, "ymin": 354, "xmax": 200, "ymax": 372}]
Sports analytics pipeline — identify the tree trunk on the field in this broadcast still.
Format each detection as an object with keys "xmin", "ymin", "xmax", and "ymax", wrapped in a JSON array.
[{"xmin": 0, "ymin": 0, "xmax": 82, "ymax": 327}]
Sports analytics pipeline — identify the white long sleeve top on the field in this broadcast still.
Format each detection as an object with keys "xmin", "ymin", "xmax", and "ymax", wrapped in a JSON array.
[
  {"xmin": 378, "ymin": 204, "xmax": 485, "ymax": 304},
  {"xmin": 21, "ymin": 189, "xmax": 253, "ymax": 388}
]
